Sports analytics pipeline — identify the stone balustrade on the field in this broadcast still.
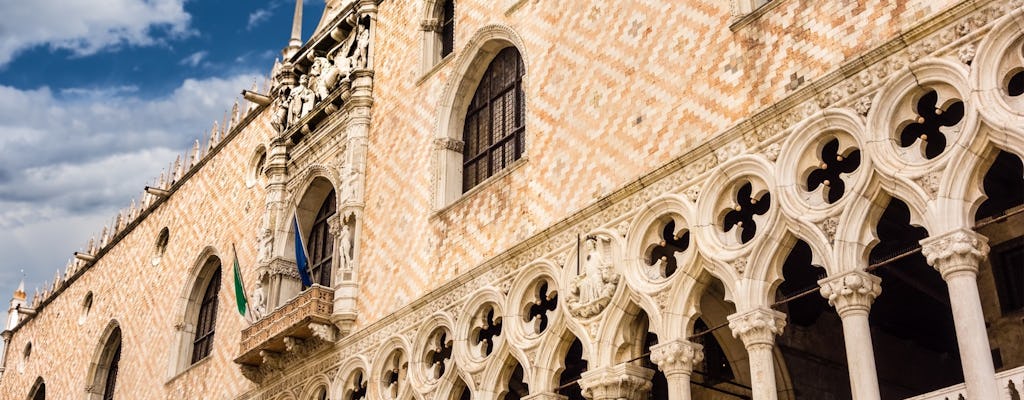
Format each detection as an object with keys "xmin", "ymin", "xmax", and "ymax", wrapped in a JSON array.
[
  {"xmin": 235, "ymin": 285, "xmax": 335, "ymax": 367},
  {"xmin": 904, "ymin": 365, "xmax": 1024, "ymax": 400}
]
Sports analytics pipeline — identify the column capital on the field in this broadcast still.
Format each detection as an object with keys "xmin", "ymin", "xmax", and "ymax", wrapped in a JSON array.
[
  {"xmin": 727, "ymin": 307, "xmax": 786, "ymax": 348},
  {"xmin": 649, "ymin": 338, "xmax": 703, "ymax": 376},
  {"xmin": 920, "ymin": 228, "xmax": 989, "ymax": 279},
  {"xmin": 579, "ymin": 364, "xmax": 655, "ymax": 400},
  {"xmin": 818, "ymin": 270, "xmax": 882, "ymax": 317}
]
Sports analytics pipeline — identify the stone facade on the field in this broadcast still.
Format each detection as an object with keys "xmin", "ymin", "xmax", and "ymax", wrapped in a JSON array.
[{"xmin": 2, "ymin": 0, "xmax": 1024, "ymax": 399}]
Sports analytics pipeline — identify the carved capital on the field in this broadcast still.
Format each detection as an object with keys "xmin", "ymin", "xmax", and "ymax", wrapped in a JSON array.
[
  {"xmin": 727, "ymin": 307, "xmax": 786, "ymax": 349},
  {"xmin": 818, "ymin": 270, "xmax": 882, "ymax": 317},
  {"xmin": 327, "ymin": 214, "xmax": 342, "ymax": 236},
  {"xmin": 649, "ymin": 339, "xmax": 703, "ymax": 376},
  {"xmin": 920, "ymin": 229, "xmax": 989, "ymax": 280},
  {"xmin": 434, "ymin": 137, "xmax": 464, "ymax": 152},
  {"xmin": 268, "ymin": 257, "xmax": 301, "ymax": 280},
  {"xmin": 579, "ymin": 364, "xmax": 655, "ymax": 400}
]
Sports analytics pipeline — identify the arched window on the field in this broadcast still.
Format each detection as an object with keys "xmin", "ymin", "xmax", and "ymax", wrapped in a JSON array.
[
  {"xmin": 29, "ymin": 377, "xmax": 45, "ymax": 400},
  {"xmin": 102, "ymin": 341, "xmax": 121, "ymax": 400},
  {"xmin": 88, "ymin": 323, "xmax": 122, "ymax": 400},
  {"xmin": 462, "ymin": 47, "xmax": 525, "ymax": 192},
  {"xmin": 309, "ymin": 190, "xmax": 336, "ymax": 287},
  {"xmin": 422, "ymin": 0, "xmax": 456, "ymax": 72},
  {"xmin": 192, "ymin": 266, "xmax": 221, "ymax": 363},
  {"xmin": 79, "ymin": 292, "xmax": 94, "ymax": 325}
]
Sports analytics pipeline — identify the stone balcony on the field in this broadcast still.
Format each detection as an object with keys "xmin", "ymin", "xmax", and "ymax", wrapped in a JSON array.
[
  {"xmin": 234, "ymin": 285, "xmax": 336, "ymax": 370},
  {"xmin": 904, "ymin": 365, "xmax": 1023, "ymax": 400}
]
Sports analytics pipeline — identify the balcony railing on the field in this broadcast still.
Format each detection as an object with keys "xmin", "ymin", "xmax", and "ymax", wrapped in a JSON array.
[
  {"xmin": 904, "ymin": 365, "xmax": 1024, "ymax": 400},
  {"xmin": 235, "ymin": 285, "xmax": 335, "ymax": 367}
]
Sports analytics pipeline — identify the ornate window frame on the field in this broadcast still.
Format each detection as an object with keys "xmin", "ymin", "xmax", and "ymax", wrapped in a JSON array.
[
  {"xmin": 421, "ymin": 0, "xmax": 456, "ymax": 75},
  {"xmin": 432, "ymin": 25, "xmax": 529, "ymax": 210},
  {"xmin": 167, "ymin": 249, "xmax": 223, "ymax": 378}
]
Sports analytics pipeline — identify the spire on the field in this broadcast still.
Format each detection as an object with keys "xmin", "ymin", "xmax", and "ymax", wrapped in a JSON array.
[
  {"xmin": 284, "ymin": 0, "xmax": 304, "ymax": 59},
  {"xmin": 13, "ymin": 277, "xmax": 25, "ymax": 301}
]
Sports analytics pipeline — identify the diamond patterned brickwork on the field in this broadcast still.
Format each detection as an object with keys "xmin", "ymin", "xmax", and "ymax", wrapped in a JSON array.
[
  {"xmin": 0, "ymin": 112, "xmax": 275, "ymax": 399},
  {"xmin": 354, "ymin": 0, "xmax": 958, "ymax": 324}
]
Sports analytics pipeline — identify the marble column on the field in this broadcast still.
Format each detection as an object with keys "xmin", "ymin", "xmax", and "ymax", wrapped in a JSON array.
[
  {"xmin": 920, "ymin": 228, "xmax": 998, "ymax": 400},
  {"xmin": 818, "ymin": 270, "xmax": 882, "ymax": 400},
  {"xmin": 649, "ymin": 339, "xmax": 703, "ymax": 400},
  {"xmin": 727, "ymin": 307, "xmax": 786, "ymax": 400},
  {"xmin": 578, "ymin": 364, "xmax": 655, "ymax": 400}
]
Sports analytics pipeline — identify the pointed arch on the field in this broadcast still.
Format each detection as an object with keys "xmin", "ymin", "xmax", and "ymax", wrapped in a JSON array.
[
  {"xmin": 86, "ymin": 320, "xmax": 123, "ymax": 400},
  {"xmin": 168, "ymin": 247, "xmax": 224, "ymax": 376}
]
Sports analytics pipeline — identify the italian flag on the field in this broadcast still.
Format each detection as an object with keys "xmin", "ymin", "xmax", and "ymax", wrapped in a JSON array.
[{"xmin": 232, "ymin": 244, "xmax": 252, "ymax": 323}]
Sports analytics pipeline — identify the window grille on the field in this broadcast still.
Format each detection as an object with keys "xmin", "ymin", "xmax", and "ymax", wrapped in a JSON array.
[
  {"xmin": 309, "ymin": 191, "xmax": 336, "ymax": 287},
  {"xmin": 462, "ymin": 47, "xmax": 525, "ymax": 192},
  {"xmin": 192, "ymin": 267, "xmax": 221, "ymax": 363}
]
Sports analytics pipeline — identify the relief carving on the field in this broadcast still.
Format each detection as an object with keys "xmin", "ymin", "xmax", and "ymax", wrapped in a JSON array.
[{"xmin": 566, "ymin": 236, "xmax": 619, "ymax": 319}]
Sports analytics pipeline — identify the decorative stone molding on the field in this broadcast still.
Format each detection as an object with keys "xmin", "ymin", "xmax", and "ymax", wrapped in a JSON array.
[
  {"xmin": 818, "ymin": 270, "xmax": 882, "ymax": 317},
  {"xmin": 268, "ymin": 257, "xmax": 302, "ymax": 280},
  {"xmin": 521, "ymin": 392, "xmax": 568, "ymax": 400},
  {"xmin": 579, "ymin": 364, "xmax": 655, "ymax": 400},
  {"xmin": 433, "ymin": 137, "xmax": 465, "ymax": 152},
  {"xmin": 727, "ymin": 307, "xmax": 786, "ymax": 349},
  {"xmin": 920, "ymin": 229, "xmax": 990, "ymax": 280},
  {"xmin": 649, "ymin": 339, "xmax": 704, "ymax": 376}
]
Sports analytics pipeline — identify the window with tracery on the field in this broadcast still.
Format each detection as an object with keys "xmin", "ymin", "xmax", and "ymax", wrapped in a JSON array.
[
  {"xmin": 309, "ymin": 190, "xmax": 336, "ymax": 287},
  {"xmin": 192, "ymin": 266, "xmax": 221, "ymax": 363},
  {"xmin": 462, "ymin": 47, "xmax": 525, "ymax": 192}
]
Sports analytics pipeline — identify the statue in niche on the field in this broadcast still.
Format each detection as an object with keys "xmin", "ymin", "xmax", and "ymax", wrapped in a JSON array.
[
  {"xmin": 251, "ymin": 280, "xmax": 267, "ymax": 320},
  {"xmin": 353, "ymin": 24, "xmax": 370, "ymax": 70},
  {"xmin": 337, "ymin": 221, "xmax": 353, "ymax": 273},
  {"xmin": 289, "ymin": 75, "xmax": 316, "ymax": 126},
  {"xmin": 342, "ymin": 166, "xmax": 360, "ymax": 203},
  {"xmin": 270, "ymin": 88, "xmax": 291, "ymax": 133},
  {"xmin": 567, "ymin": 235, "xmax": 619, "ymax": 319}
]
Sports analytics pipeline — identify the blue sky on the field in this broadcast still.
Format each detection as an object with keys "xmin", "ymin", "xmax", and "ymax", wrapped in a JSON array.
[{"xmin": 0, "ymin": 0, "xmax": 325, "ymax": 324}]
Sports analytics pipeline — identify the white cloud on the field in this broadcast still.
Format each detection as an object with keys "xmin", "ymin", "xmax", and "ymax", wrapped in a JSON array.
[
  {"xmin": 247, "ymin": 9, "xmax": 273, "ymax": 31},
  {"xmin": 0, "ymin": 0, "xmax": 193, "ymax": 66},
  {"xmin": 0, "ymin": 73, "xmax": 260, "ymax": 318},
  {"xmin": 179, "ymin": 50, "xmax": 208, "ymax": 67}
]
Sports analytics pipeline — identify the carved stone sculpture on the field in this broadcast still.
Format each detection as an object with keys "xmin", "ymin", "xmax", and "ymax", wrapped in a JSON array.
[
  {"xmin": 337, "ymin": 223, "xmax": 353, "ymax": 273},
  {"xmin": 353, "ymin": 24, "xmax": 370, "ymax": 69},
  {"xmin": 251, "ymin": 281, "xmax": 267, "ymax": 320},
  {"xmin": 288, "ymin": 75, "xmax": 316, "ymax": 127},
  {"xmin": 270, "ymin": 91, "xmax": 291, "ymax": 133},
  {"xmin": 566, "ymin": 236, "xmax": 619, "ymax": 318}
]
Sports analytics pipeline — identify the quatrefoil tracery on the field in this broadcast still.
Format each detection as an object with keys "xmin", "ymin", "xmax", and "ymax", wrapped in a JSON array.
[
  {"xmin": 425, "ymin": 328, "xmax": 453, "ymax": 380},
  {"xmin": 722, "ymin": 182, "xmax": 771, "ymax": 244},
  {"xmin": 471, "ymin": 306, "xmax": 502, "ymax": 358},
  {"xmin": 645, "ymin": 219, "xmax": 690, "ymax": 279},
  {"xmin": 898, "ymin": 90, "xmax": 964, "ymax": 160},
  {"xmin": 805, "ymin": 138, "xmax": 861, "ymax": 204},
  {"xmin": 524, "ymin": 281, "xmax": 557, "ymax": 335}
]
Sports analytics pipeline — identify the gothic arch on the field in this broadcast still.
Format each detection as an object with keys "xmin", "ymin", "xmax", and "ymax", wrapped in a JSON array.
[
  {"xmin": 285, "ymin": 168, "xmax": 342, "ymax": 256},
  {"xmin": 27, "ymin": 376, "xmax": 44, "ymax": 400},
  {"xmin": 432, "ymin": 24, "xmax": 529, "ymax": 209},
  {"xmin": 478, "ymin": 352, "xmax": 530, "ymax": 400},
  {"xmin": 85, "ymin": 320, "xmax": 122, "ymax": 400},
  {"xmin": 333, "ymin": 355, "xmax": 370, "ymax": 400},
  {"xmin": 624, "ymin": 194, "xmax": 700, "ymax": 292},
  {"xmin": 970, "ymin": 10, "xmax": 1024, "ymax": 125},
  {"xmin": 409, "ymin": 311, "xmax": 457, "ymax": 391},
  {"xmin": 298, "ymin": 375, "xmax": 333, "ymax": 400},
  {"xmin": 531, "ymin": 327, "xmax": 589, "ymax": 393},
  {"xmin": 370, "ymin": 335, "xmax": 413, "ymax": 400},
  {"xmin": 168, "ymin": 247, "xmax": 224, "ymax": 376}
]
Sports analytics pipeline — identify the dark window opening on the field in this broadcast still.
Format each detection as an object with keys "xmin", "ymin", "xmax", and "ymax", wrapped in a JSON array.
[
  {"xmin": 462, "ymin": 47, "xmax": 525, "ymax": 192},
  {"xmin": 440, "ymin": 0, "xmax": 455, "ymax": 58},
  {"xmin": 869, "ymin": 198, "xmax": 963, "ymax": 398},
  {"xmin": 646, "ymin": 220, "xmax": 690, "ymax": 278},
  {"xmin": 1008, "ymin": 70, "xmax": 1024, "ymax": 97},
  {"xmin": 975, "ymin": 151, "xmax": 1024, "ymax": 221},
  {"xmin": 556, "ymin": 337, "xmax": 587, "ymax": 400},
  {"xmin": 192, "ymin": 266, "xmax": 221, "ymax": 363},
  {"xmin": 31, "ymin": 381, "xmax": 45, "ymax": 400},
  {"xmin": 309, "ymin": 190, "xmax": 336, "ymax": 288},
  {"xmin": 503, "ymin": 363, "xmax": 528, "ymax": 400},
  {"xmin": 156, "ymin": 227, "xmax": 170, "ymax": 255},
  {"xmin": 806, "ymin": 138, "xmax": 861, "ymax": 204},
  {"xmin": 776, "ymin": 241, "xmax": 828, "ymax": 327},
  {"xmin": 456, "ymin": 378, "xmax": 471, "ymax": 400},
  {"xmin": 992, "ymin": 237, "xmax": 1024, "ymax": 314},
  {"xmin": 102, "ymin": 340, "xmax": 121, "ymax": 400},
  {"xmin": 722, "ymin": 182, "xmax": 771, "ymax": 244},
  {"xmin": 639, "ymin": 315, "xmax": 669, "ymax": 400}
]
